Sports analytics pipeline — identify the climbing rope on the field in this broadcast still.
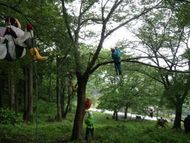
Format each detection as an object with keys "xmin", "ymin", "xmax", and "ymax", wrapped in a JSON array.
[{"xmin": 34, "ymin": 60, "xmax": 39, "ymax": 143}]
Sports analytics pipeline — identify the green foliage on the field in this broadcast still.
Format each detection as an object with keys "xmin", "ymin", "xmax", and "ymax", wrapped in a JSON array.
[
  {"xmin": 0, "ymin": 122, "xmax": 72, "ymax": 143},
  {"xmin": 36, "ymin": 100, "xmax": 57, "ymax": 122},
  {"xmin": 0, "ymin": 112, "xmax": 190, "ymax": 143},
  {"xmin": 94, "ymin": 113, "xmax": 189, "ymax": 143},
  {"xmin": 38, "ymin": 100, "xmax": 56, "ymax": 114},
  {"xmin": 165, "ymin": 0, "xmax": 190, "ymax": 27},
  {"xmin": 175, "ymin": 2, "xmax": 190, "ymax": 27},
  {"xmin": 162, "ymin": 73, "xmax": 190, "ymax": 108},
  {"xmin": 0, "ymin": 108, "xmax": 20, "ymax": 125},
  {"xmin": 97, "ymin": 67, "xmax": 163, "ymax": 115},
  {"xmin": 182, "ymin": 48, "xmax": 190, "ymax": 60}
]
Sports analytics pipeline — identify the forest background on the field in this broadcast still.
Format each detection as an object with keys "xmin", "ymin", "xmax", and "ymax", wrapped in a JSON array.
[{"xmin": 1, "ymin": 0, "xmax": 190, "ymax": 142}]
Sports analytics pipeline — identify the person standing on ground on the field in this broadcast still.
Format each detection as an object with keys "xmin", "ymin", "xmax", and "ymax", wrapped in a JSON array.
[
  {"xmin": 184, "ymin": 115, "xmax": 190, "ymax": 133},
  {"xmin": 85, "ymin": 111, "xmax": 94, "ymax": 141}
]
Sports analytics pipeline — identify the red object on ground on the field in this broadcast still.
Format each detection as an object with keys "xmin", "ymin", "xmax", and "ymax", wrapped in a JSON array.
[{"xmin": 84, "ymin": 98, "xmax": 92, "ymax": 110}]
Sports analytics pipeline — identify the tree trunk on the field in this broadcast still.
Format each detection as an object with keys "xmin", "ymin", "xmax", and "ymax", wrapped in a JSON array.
[
  {"xmin": 116, "ymin": 110, "xmax": 118, "ymax": 121},
  {"xmin": 156, "ymin": 108, "xmax": 159, "ymax": 119},
  {"xmin": 124, "ymin": 104, "xmax": 128, "ymax": 119},
  {"xmin": 10, "ymin": 79, "xmax": 16, "ymax": 110},
  {"xmin": 16, "ymin": 79, "xmax": 23, "ymax": 113},
  {"xmin": 9, "ymin": 71, "xmax": 16, "ymax": 111},
  {"xmin": 112, "ymin": 109, "xmax": 116, "ymax": 119},
  {"xmin": 0, "ymin": 79, "xmax": 3, "ymax": 108},
  {"xmin": 0, "ymin": 79, "xmax": 5, "ymax": 108},
  {"xmin": 56, "ymin": 57, "xmax": 61, "ymax": 120},
  {"xmin": 23, "ymin": 63, "xmax": 33, "ymax": 122},
  {"xmin": 23, "ymin": 67, "xmax": 29, "ymax": 121},
  {"xmin": 48, "ymin": 72, "xmax": 52, "ymax": 101},
  {"xmin": 56, "ymin": 77, "xmax": 61, "ymax": 120},
  {"xmin": 63, "ymin": 84, "xmax": 72, "ymax": 118},
  {"xmin": 71, "ymin": 76, "xmax": 87, "ymax": 141},
  {"xmin": 4, "ymin": 79, "xmax": 9, "ymax": 106},
  {"xmin": 28, "ymin": 63, "xmax": 33, "ymax": 120},
  {"xmin": 0, "ymin": 91, "xmax": 1, "ymax": 108},
  {"xmin": 61, "ymin": 85, "xmax": 65, "ymax": 118},
  {"xmin": 173, "ymin": 101, "xmax": 183, "ymax": 129}
]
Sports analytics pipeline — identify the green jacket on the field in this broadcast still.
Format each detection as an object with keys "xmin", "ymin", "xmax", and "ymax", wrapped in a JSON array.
[{"xmin": 85, "ymin": 116, "xmax": 94, "ymax": 128}]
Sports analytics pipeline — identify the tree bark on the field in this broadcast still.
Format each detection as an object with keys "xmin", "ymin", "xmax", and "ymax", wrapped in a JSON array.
[
  {"xmin": 116, "ymin": 110, "xmax": 118, "ymax": 121},
  {"xmin": 112, "ymin": 110, "xmax": 116, "ymax": 119},
  {"xmin": 63, "ymin": 83, "xmax": 73, "ymax": 118},
  {"xmin": 8, "ymin": 72, "xmax": 16, "ymax": 110},
  {"xmin": 56, "ymin": 57, "xmax": 61, "ymax": 120},
  {"xmin": 9, "ymin": 76, "xmax": 15, "ymax": 111},
  {"xmin": 71, "ymin": 76, "xmax": 87, "ymax": 141},
  {"xmin": 0, "ymin": 79, "xmax": 3, "ymax": 108},
  {"xmin": 115, "ymin": 107, "xmax": 118, "ymax": 121},
  {"xmin": 48, "ymin": 71, "xmax": 52, "ymax": 101},
  {"xmin": 173, "ymin": 100, "xmax": 183, "ymax": 129},
  {"xmin": 28, "ymin": 63, "xmax": 33, "ymax": 120},
  {"xmin": 124, "ymin": 104, "xmax": 128, "ymax": 119},
  {"xmin": 16, "ymin": 79, "xmax": 23, "ymax": 113},
  {"xmin": 23, "ymin": 63, "xmax": 33, "ymax": 122},
  {"xmin": 23, "ymin": 67, "xmax": 28, "ymax": 121},
  {"xmin": 61, "ymin": 84, "xmax": 65, "ymax": 118},
  {"xmin": 0, "ymin": 76, "xmax": 9, "ymax": 107}
]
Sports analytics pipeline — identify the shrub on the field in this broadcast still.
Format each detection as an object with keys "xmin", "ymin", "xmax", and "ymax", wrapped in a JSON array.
[{"xmin": 0, "ymin": 108, "xmax": 18, "ymax": 125}]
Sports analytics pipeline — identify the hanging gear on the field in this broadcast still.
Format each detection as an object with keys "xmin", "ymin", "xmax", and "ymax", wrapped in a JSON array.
[
  {"xmin": 24, "ymin": 23, "xmax": 48, "ymax": 61},
  {"xmin": 0, "ymin": 17, "xmax": 48, "ymax": 61}
]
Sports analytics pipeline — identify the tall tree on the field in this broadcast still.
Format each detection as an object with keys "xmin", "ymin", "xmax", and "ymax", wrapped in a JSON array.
[
  {"xmin": 136, "ymin": 8, "xmax": 190, "ymax": 128},
  {"xmin": 23, "ymin": 63, "xmax": 33, "ymax": 122},
  {"xmin": 61, "ymin": 0, "xmax": 163, "ymax": 140}
]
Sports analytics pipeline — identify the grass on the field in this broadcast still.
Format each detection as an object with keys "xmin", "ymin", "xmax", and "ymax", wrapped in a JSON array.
[
  {"xmin": 0, "ymin": 120, "xmax": 72, "ymax": 143},
  {"xmin": 0, "ymin": 111, "xmax": 190, "ymax": 143}
]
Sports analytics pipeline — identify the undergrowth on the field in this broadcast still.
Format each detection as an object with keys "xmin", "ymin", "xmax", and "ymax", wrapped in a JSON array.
[{"xmin": 0, "ymin": 109, "xmax": 190, "ymax": 143}]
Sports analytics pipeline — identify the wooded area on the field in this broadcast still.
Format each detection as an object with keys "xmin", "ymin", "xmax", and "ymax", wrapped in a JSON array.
[{"xmin": 1, "ymin": 0, "xmax": 190, "ymax": 143}]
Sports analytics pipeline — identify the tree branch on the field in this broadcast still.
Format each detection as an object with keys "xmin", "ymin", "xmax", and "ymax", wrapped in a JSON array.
[
  {"xmin": 61, "ymin": 0, "xmax": 74, "ymax": 43},
  {"xmin": 89, "ymin": 56, "xmax": 190, "ymax": 74},
  {"xmin": 0, "ymin": 2, "xmax": 30, "ymax": 22},
  {"xmin": 127, "ymin": 68, "xmax": 165, "ymax": 84},
  {"xmin": 105, "ymin": 0, "xmax": 163, "ymax": 38}
]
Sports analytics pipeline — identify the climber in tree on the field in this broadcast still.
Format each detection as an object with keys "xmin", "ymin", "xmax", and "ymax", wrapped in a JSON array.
[{"xmin": 111, "ymin": 47, "xmax": 122, "ymax": 75}]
